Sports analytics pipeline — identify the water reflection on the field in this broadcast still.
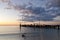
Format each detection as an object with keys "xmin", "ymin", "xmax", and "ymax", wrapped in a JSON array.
[
  {"xmin": 20, "ymin": 27, "xmax": 60, "ymax": 40},
  {"xmin": 39, "ymin": 28, "xmax": 60, "ymax": 40},
  {"xmin": 20, "ymin": 27, "xmax": 40, "ymax": 40},
  {"xmin": 0, "ymin": 26, "xmax": 60, "ymax": 40}
]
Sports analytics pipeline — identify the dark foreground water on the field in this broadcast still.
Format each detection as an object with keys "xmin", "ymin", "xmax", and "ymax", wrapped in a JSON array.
[{"xmin": 0, "ymin": 26, "xmax": 60, "ymax": 40}]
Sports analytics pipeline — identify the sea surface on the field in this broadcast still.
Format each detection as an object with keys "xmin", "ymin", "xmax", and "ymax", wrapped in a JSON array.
[{"xmin": 0, "ymin": 26, "xmax": 60, "ymax": 40}]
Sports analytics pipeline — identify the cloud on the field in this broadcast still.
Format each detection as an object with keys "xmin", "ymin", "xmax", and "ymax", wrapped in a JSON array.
[
  {"xmin": 0, "ymin": 0, "xmax": 10, "ymax": 3},
  {"xmin": 4, "ymin": 0, "xmax": 60, "ymax": 22},
  {"xmin": 18, "ymin": 6, "xmax": 60, "ymax": 21},
  {"xmin": 52, "ymin": 0, "xmax": 60, "ymax": 7},
  {"xmin": 53, "ymin": 16, "xmax": 60, "ymax": 21}
]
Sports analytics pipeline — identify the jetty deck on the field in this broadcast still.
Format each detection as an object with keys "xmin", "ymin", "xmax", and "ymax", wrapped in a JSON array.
[{"xmin": 20, "ymin": 24, "xmax": 60, "ymax": 30}]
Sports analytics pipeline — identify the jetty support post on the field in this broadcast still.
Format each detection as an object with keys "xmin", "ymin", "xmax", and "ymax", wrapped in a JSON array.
[
  {"xmin": 20, "ymin": 24, "xmax": 21, "ymax": 31},
  {"xmin": 58, "ymin": 25, "xmax": 59, "ymax": 30}
]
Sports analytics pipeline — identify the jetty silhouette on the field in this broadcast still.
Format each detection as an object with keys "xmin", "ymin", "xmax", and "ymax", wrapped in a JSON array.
[{"xmin": 20, "ymin": 24, "xmax": 60, "ymax": 30}]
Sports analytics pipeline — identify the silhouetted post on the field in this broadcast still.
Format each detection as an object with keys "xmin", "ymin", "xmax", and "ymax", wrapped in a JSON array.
[
  {"xmin": 57, "ymin": 25, "xmax": 59, "ymax": 30},
  {"xmin": 20, "ymin": 24, "xmax": 21, "ymax": 31},
  {"xmin": 34, "ymin": 23, "xmax": 35, "ymax": 31}
]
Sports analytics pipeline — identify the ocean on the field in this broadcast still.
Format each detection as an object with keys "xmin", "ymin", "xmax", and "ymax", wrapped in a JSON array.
[{"xmin": 0, "ymin": 26, "xmax": 59, "ymax": 40}]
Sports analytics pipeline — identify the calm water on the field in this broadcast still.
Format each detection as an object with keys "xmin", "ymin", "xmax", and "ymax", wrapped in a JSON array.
[{"xmin": 0, "ymin": 26, "xmax": 60, "ymax": 40}]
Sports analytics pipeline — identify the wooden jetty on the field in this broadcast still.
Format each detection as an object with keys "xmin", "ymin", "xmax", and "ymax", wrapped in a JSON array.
[{"xmin": 19, "ymin": 24, "xmax": 60, "ymax": 30}]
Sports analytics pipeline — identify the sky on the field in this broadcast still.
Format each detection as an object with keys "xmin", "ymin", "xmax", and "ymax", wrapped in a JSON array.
[{"xmin": 0, "ymin": 0, "xmax": 60, "ymax": 25}]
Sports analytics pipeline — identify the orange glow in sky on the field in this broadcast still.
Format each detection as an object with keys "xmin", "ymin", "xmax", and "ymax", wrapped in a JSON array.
[{"xmin": 0, "ymin": 21, "xmax": 20, "ymax": 26}]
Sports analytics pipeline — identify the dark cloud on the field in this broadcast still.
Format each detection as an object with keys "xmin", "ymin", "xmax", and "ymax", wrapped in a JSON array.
[
  {"xmin": 4, "ymin": 0, "xmax": 60, "ymax": 22},
  {"xmin": 22, "ymin": 6, "xmax": 60, "ymax": 21},
  {"xmin": 52, "ymin": 0, "xmax": 60, "ymax": 7}
]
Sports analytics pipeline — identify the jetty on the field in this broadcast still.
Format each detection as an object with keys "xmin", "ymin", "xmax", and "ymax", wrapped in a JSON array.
[{"xmin": 20, "ymin": 24, "xmax": 60, "ymax": 30}]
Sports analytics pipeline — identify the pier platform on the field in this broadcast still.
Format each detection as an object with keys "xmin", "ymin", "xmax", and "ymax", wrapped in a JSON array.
[{"xmin": 20, "ymin": 24, "xmax": 60, "ymax": 30}]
